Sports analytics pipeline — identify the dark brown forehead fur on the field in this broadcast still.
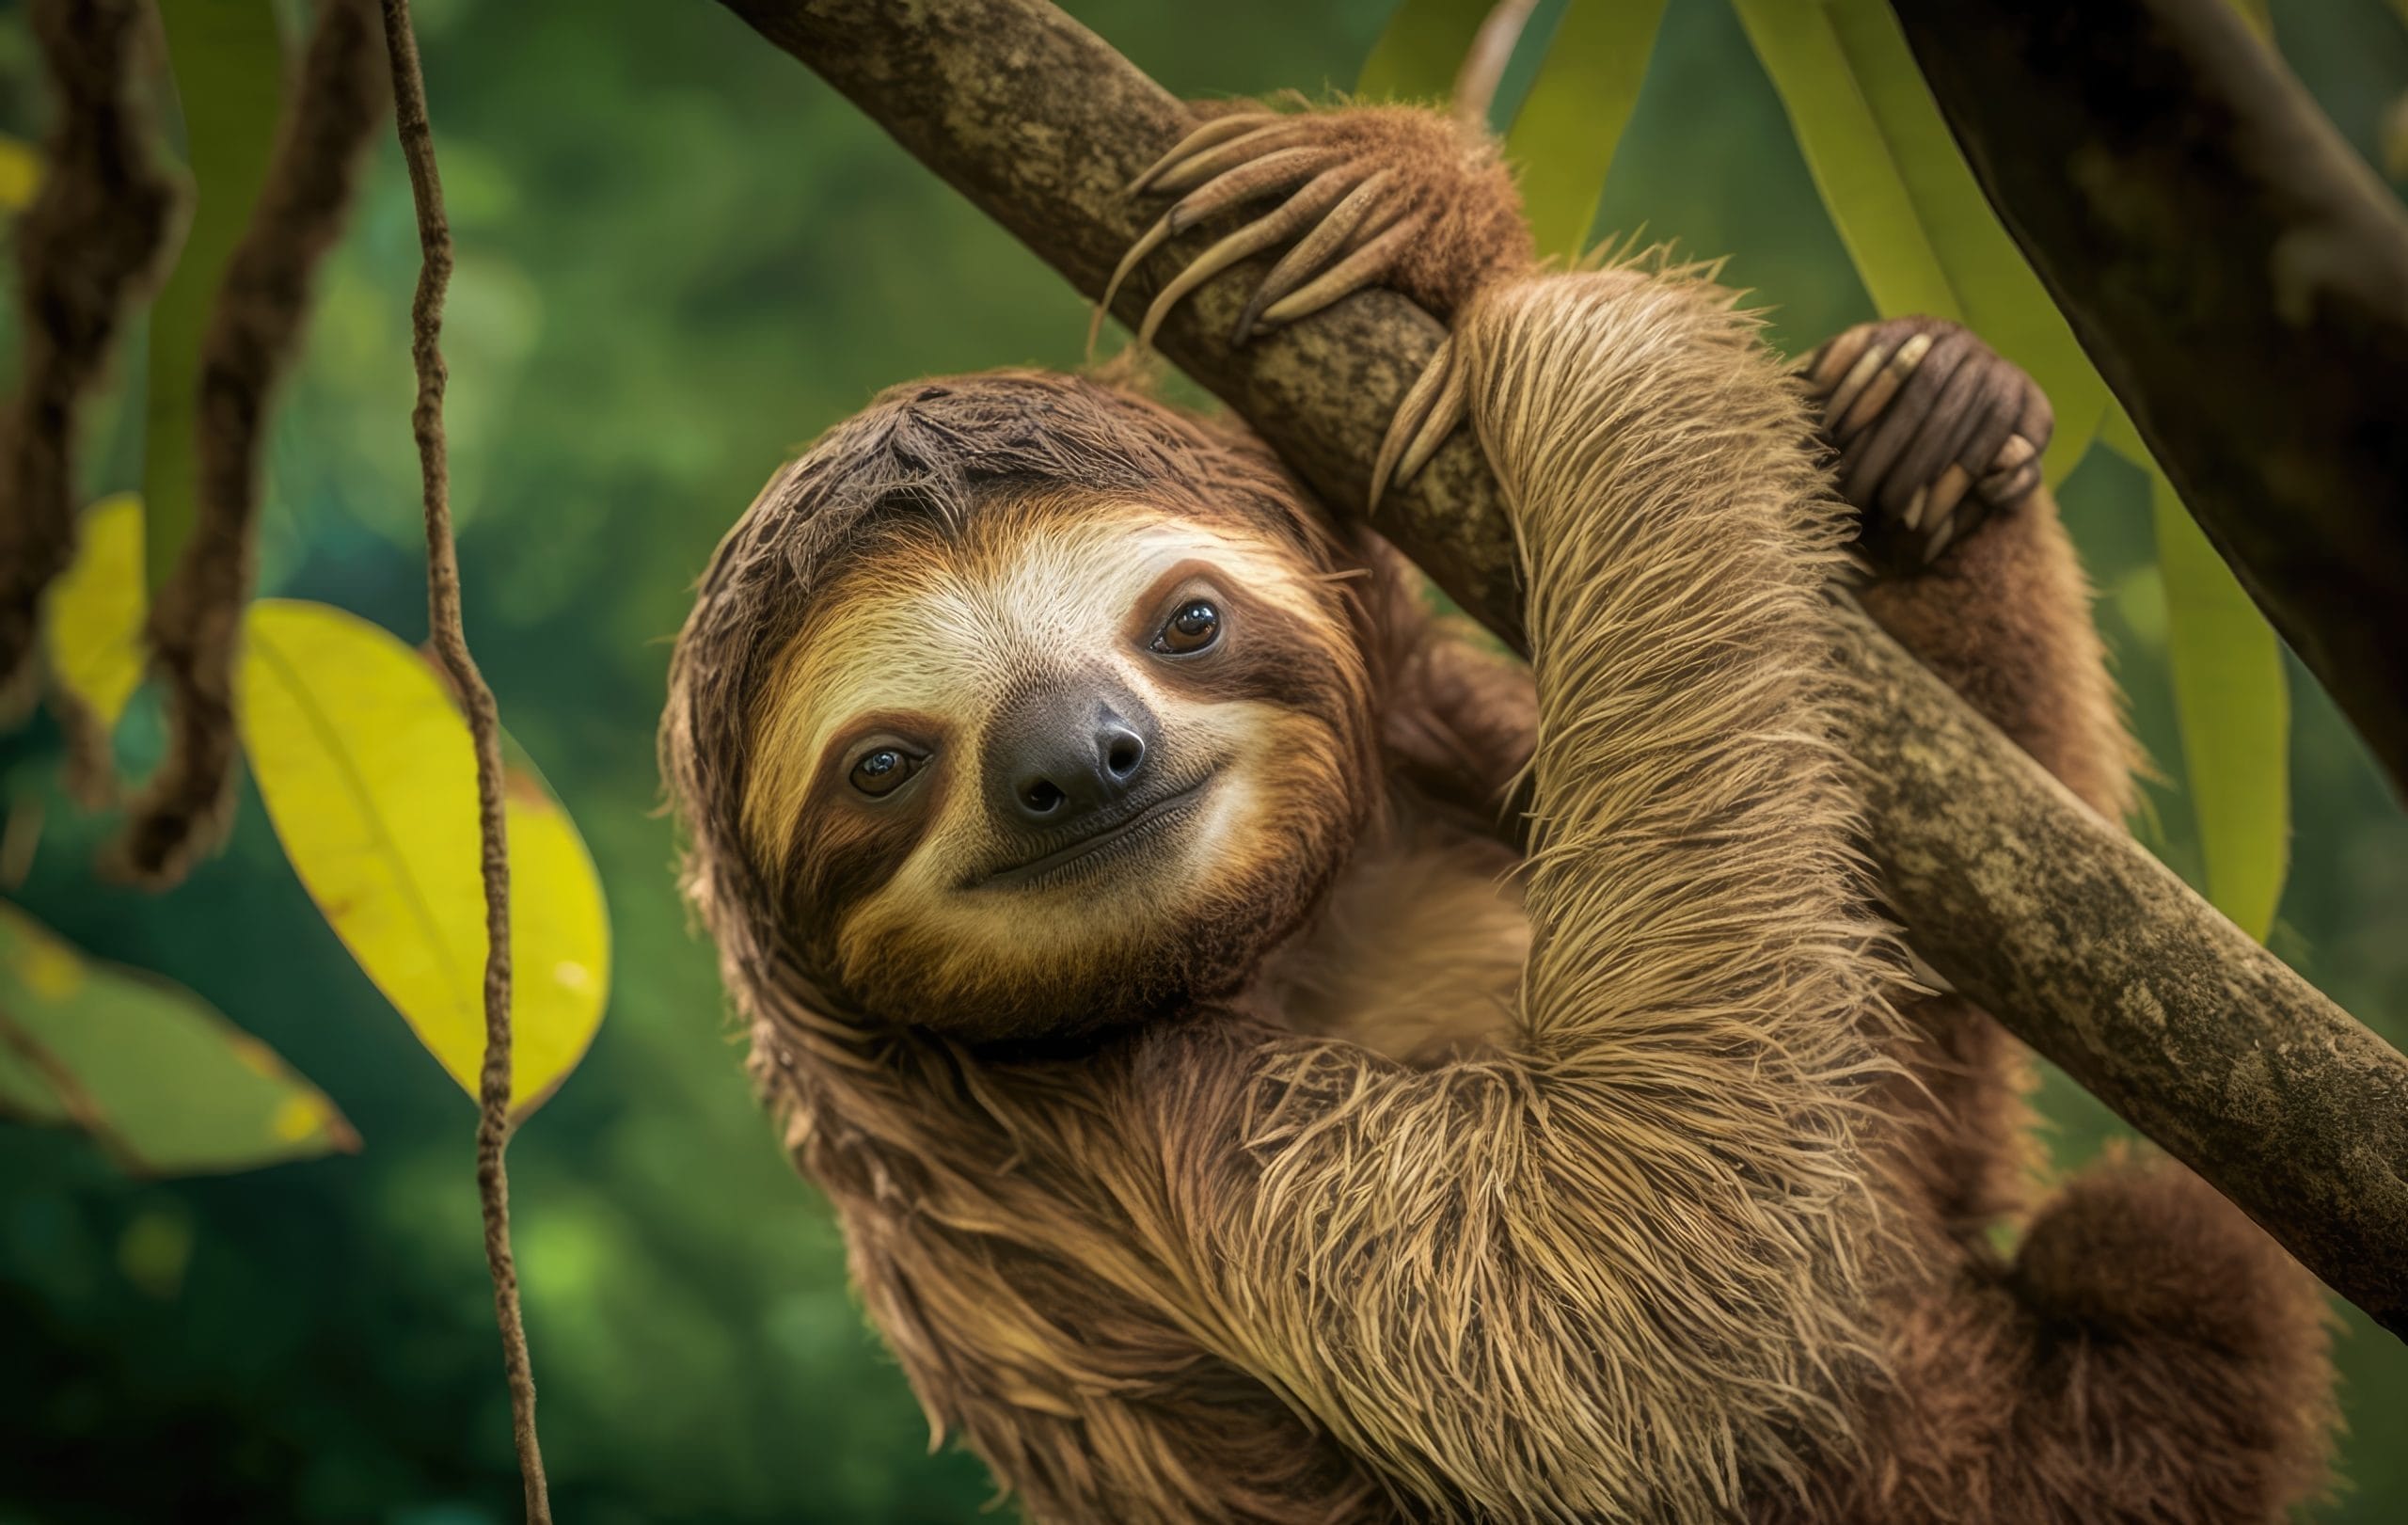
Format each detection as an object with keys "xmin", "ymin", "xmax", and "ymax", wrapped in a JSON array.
[{"xmin": 661, "ymin": 369, "xmax": 1350, "ymax": 1017}]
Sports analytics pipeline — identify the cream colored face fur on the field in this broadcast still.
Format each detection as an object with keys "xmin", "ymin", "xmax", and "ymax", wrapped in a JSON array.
[{"xmin": 743, "ymin": 497, "xmax": 1369, "ymax": 1037}]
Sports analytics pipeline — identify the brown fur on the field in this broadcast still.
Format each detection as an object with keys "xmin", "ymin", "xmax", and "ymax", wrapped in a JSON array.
[
  {"xmin": 1816, "ymin": 491, "xmax": 2337, "ymax": 1525},
  {"xmin": 662, "ymin": 104, "xmax": 2335, "ymax": 1524},
  {"xmin": 669, "ymin": 280, "xmax": 1904, "ymax": 1521}
]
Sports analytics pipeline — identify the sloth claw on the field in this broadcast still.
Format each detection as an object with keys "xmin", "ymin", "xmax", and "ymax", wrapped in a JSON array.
[
  {"xmin": 1163, "ymin": 147, "xmax": 1339, "ymax": 234},
  {"xmin": 1801, "ymin": 317, "xmax": 2053, "ymax": 572},
  {"xmin": 1149, "ymin": 121, "xmax": 1319, "ymax": 195},
  {"xmin": 1128, "ymin": 113, "xmax": 1279, "ymax": 194},
  {"xmin": 1253, "ymin": 213, "xmax": 1421, "ymax": 335},
  {"xmin": 1136, "ymin": 171, "xmax": 1354, "ymax": 349},
  {"xmin": 1371, "ymin": 336, "xmax": 1465, "ymax": 512},
  {"xmin": 1233, "ymin": 168, "xmax": 1398, "ymax": 344},
  {"xmin": 1091, "ymin": 213, "xmax": 1178, "ymax": 355},
  {"xmin": 1105, "ymin": 109, "xmax": 1421, "ymax": 352}
]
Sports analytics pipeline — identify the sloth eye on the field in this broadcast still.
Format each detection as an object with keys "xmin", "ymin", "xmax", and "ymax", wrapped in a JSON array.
[
  {"xmin": 848, "ymin": 745, "xmax": 923, "ymax": 798},
  {"xmin": 1152, "ymin": 598, "xmax": 1222, "ymax": 656}
]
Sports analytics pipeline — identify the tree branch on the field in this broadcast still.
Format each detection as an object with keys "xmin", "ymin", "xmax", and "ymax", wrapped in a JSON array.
[
  {"xmin": 1890, "ymin": 0, "xmax": 2408, "ymax": 802},
  {"xmin": 710, "ymin": 0, "xmax": 2408, "ymax": 1340}
]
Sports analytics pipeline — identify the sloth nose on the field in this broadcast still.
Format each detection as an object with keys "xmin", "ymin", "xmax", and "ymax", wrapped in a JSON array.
[
  {"xmin": 1009, "ymin": 710, "xmax": 1147, "ymax": 821},
  {"xmin": 990, "ymin": 686, "xmax": 1156, "ymax": 831}
]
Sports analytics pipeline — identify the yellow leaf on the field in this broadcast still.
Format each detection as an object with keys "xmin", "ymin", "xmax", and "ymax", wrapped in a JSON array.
[
  {"xmin": 237, "ymin": 599, "xmax": 610, "ymax": 1117},
  {"xmin": 43, "ymin": 493, "xmax": 148, "ymax": 734},
  {"xmin": 0, "ymin": 135, "xmax": 41, "ymax": 213}
]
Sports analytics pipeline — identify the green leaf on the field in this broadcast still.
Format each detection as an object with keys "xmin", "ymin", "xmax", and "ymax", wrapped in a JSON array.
[
  {"xmin": 1735, "ymin": 0, "xmax": 2290, "ymax": 934},
  {"xmin": 0, "ymin": 901, "xmax": 356, "ymax": 1174},
  {"xmin": 1502, "ymin": 0, "xmax": 1670, "ymax": 257},
  {"xmin": 143, "ymin": 0, "xmax": 286, "ymax": 594},
  {"xmin": 2102, "ymin": 408, "xmax": 2291, "ymax": 941},
  {"xmin": 237, "ymin": 599, "xmax": 610, "ymax": 1117},
  {"xmin": 1730, "ymin": 0, "xmax": 2106, "ymax": 484},
  {"xmin": 43, "ymin": 493, "xmax": 147, "ymax": 734},
  {"xmin": 1356, "ymin": 0, "xmax": 1496, "ymax": 99}
]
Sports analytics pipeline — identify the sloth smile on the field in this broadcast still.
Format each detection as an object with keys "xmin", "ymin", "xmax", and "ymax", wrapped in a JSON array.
[{"xmin": 972, "ymin": 774, "xmax": 1217, "ymax": 891}]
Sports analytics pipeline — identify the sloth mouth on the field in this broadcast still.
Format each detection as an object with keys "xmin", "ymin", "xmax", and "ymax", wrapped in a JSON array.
[{"xmin": 972, "ymin": 774, "xmax": 1216, "ymax": 890}]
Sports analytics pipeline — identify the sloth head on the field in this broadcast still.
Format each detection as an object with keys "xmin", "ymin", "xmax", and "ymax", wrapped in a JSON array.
[{"xmin": 666, "ymin": 373, "xmax": 1378, "ymax": 1042}]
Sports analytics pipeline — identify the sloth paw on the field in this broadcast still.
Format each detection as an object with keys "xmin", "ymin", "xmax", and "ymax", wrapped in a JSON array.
[
  {"xmin": 1801, "ymin": 317, "xmax": 2052, "ymax": 571},
  {"xmin": 1099, "ymin": 102, "xmax": 1530, "ymax": 352}
]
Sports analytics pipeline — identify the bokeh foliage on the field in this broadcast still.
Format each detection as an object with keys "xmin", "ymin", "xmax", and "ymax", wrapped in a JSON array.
[{"xmin": 3, "ymin": 0, "xmax": 2405, "ymax": 1519}]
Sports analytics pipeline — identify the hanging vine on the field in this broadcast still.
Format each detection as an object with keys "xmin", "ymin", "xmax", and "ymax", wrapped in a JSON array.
[{"xmin": 375, "ymin": 1, "xmax": 552, "ymax": 1516}]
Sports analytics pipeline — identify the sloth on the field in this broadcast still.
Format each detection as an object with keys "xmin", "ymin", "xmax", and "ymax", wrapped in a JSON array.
[{"xmin": 662, "ymin": 103, "xmax": 2336, "ymax": 1524}]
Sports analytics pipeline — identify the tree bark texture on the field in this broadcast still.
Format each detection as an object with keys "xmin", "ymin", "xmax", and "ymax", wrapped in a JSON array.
[
  {"xmin": 710, "ymin": 0, "xmax": 2408, "ymax": 1340},
  {"xmin": 1892, "ymin": 0, "xmax": 2408, "ymax": 802}
]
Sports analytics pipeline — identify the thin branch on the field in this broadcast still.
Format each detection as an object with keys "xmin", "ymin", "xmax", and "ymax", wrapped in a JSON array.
[
  {"xmin": 1890, "ymin": 0, "xmax": 2408, "ymax": 801},
  {"xmin": 119, "ymin": 0, "xmax": 387, "ymax": 885},
  {"xmin": 713, "ymin": 0, "xmax": 2408, "ymax": 1340},
  {"xmin": 1452, "ymin": 0, "xmax": 1538, "ymax": 128},
  {"xmin": 377, "ymin": 3, "xmax": 550, "ymax": 1517},
  {"xmin": 0, "ymin": 0, "xmax": 174, "ymax": 718}
]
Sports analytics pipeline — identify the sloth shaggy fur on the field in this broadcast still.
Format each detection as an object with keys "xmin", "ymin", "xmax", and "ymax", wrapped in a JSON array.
[{"xmin": 663, "ymin": 103, "xmax": 2336, "ymax": 1525}]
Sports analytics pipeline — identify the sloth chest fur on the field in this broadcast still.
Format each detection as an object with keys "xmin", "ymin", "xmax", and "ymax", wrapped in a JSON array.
[{"xmin": 1255, "ymin": 818, "xmax": 1529, "ymax": 1064}]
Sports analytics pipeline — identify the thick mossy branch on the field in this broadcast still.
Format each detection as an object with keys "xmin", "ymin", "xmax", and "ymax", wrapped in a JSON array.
[
  {"xmin": 712, "ymin": 0, "xmax": 2408, "ymax": 1339},
  {"xmin": 1891, "ymin": 0, "xmax": 2408, "ymax": 801},
  {"xmin": 1835, "ymin": 600, "xmax": 2408, "ymax": 1336}
]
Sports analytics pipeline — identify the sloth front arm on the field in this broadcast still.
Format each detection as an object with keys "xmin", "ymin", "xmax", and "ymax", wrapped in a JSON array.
[{"xmin": 1118, "ymin": 125, "xmax": 1907, "ymax": 1517}]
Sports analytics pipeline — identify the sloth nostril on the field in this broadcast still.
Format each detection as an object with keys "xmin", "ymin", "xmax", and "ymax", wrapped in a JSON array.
[
  {"xmin": 1022, "ymin": 778, "xmax": 1067, "ymax": 814},
  {"xmin": 1105, "ymin": 733, "xmax": 1144, "ymax": 780}
]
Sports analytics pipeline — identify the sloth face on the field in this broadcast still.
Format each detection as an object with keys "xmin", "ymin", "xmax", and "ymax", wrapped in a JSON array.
[{"xmin": 743, "ymin": 494, "xmax": 1371, "ymax": 1040}]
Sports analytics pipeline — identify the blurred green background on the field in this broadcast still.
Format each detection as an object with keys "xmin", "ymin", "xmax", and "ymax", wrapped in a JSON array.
[{"xmin": 3, "ymin": 0, "xmax": 2404, "ymax": 1519}]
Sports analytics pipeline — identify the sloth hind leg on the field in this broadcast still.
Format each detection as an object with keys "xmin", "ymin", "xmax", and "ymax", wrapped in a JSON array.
[{"xmin": 1830, "ymin": 322, "xmax": 2336, "ymax": 1521}]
